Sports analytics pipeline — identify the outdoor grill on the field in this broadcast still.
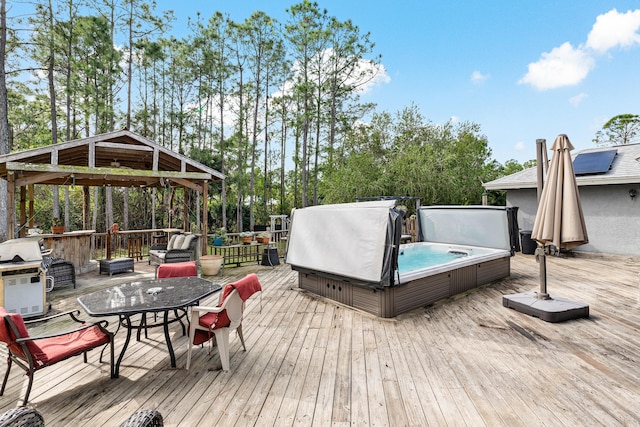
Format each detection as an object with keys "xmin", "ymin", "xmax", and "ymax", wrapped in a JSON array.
[{"xmin": 0, "ymin": 238, "xmax": 47, "ymax": 318}]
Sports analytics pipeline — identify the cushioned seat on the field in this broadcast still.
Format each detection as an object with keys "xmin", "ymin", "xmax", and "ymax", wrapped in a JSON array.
[
  {"xmin": 148, "ymin": 234, "xmax": 198, "ymax": 265},
  {"xmin": 0, "ymin": 308, "xmax": 114, "ymax": 405}
]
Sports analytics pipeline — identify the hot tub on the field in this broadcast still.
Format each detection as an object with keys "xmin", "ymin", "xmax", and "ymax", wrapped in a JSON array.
[
  {"xmin": 397, "ymin": 242, "xmax": 510, "ymax": 284},
  {"xmin": 287, "ymin": 202, "xmax": 514, "ymax": 318}
]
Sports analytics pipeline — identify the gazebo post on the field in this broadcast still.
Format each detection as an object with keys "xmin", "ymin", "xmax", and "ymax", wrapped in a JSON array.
[
  {"xmin": 19, "ymin": 186, "xmax": 27, "ymax": 237},
  {"xmin": 28, "ymin": 184, "xmax": 35, "ymax": 230},
  {"xmin": 82, "ymin": 186, "xmax": 90, "ymax": 230},
  {"xmin": 202, "ymin": 180, "xmax": 208, "ymax": 256},
  {"xmin": 7, "ymin": 171, "xmax": 15, "ymax": 240},
  {"xmin": 183, "ymin": 188, "xmax": 189, "ymax": 232}
]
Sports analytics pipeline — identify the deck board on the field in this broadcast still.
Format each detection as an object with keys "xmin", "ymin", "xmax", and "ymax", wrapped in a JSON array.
[{"xmin": 1, "ymin": 252, "xmax": 640, "ymax": 426}]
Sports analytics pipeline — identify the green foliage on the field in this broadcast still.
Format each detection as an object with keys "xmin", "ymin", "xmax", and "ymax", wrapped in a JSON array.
[
  {"xmin": 502, "ymin": 159, "xmax": 525, "ymax": 176},
  {"xmin": 593, "ymin": 114, "xmax": 640, "ymax": 146},
  {"xmin": 4, "ymin": 1, "xmax": 540, "ymax": 231},
  {"xmin": 322, "ymin": 105, "xmax": 498, "ymax": 206}
]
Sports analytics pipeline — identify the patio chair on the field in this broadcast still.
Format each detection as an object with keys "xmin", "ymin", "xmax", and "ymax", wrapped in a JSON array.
[
  {"xmin": 0, "ymin": 308, "xmax": 114, "ymax": 405},
  {"xmin": 142, "ymin": 261, "xmax": 197, "ymax": 337},
  {"xmin": 156, "ymin": 260, "xmax": 197, "ymax": 279},
  {"xmin": 186, "ymin": 273, "xmax": 262, "ymax": 371},
  {"xmin": 148, "ymin": 234, "xmax": 199, "ymax": 266}
]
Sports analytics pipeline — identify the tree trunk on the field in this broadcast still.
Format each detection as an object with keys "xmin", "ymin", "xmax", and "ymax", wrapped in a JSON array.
[{"xmin": 0, "ymin": 0, "xmax": 8, "ymax": 240}]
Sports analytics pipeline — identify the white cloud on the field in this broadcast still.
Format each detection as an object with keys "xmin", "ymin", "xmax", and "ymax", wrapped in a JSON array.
[
  {"xmin": 277, "ymin": 49, "xmax": 390, "ymax": 98},
  {"xmin": 514, "ymin": 141, "xmax": 526, "ymax": 152},
  {"xmin": 449, "ymin": 115, "xmax": 460, "ymax": 123},
  {"xmin": 357, "ymin": 61, "xmax": 391, "ymax": 94},
  {"xmin": 519, "ymin": 9, "xmax": 640, "ymax": 91},
  {"xmin": 569, "ymin": 92, "xmax": 588, "ymax": 107},
  {"xmin": 586, "ymin": 9, "xmax": 640, "ymax": 54},
  {"xmin": 518, "ymin": 42, "xmax": 594, "ymax": 90},
  {"xmin": 470, "ymin": 70, "xmax": 489, "ymax": 84}
]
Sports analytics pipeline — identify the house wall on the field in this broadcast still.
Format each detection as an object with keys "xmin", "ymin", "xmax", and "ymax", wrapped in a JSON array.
[{"xmin": 507, "ymin": 184, "xmax": 640, "ymax": 256}]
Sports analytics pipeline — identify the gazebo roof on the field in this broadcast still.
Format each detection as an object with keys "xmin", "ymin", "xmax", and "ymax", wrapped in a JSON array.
[{"xmin": 0, "ymin": 130, "xmax": 224, "ymax": 191}]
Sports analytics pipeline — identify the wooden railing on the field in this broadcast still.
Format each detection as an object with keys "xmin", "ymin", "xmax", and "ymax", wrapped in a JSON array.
[
  {"xmin": 91, "ymin": 229, "xmax": 181, "ymax": 260},
  {"xmin": 89, "ymin": 228, "xmax": 288, "ymax": 263}
]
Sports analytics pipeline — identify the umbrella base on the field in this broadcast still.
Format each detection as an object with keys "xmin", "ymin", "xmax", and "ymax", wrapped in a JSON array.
[{"xmin": 502, "ymin": 292, "xmax": 589, "ymax": 323}]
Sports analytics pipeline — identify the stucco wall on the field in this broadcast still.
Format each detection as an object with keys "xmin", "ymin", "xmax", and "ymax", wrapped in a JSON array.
[{"xmin": 506, "ymin": 184, "xmax": 640, "ymax": 256}]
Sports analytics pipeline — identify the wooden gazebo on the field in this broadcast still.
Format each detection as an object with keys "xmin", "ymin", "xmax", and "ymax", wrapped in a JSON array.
[{"xmin": 0, "ymin": 130, "xmax": 224, "ymax": 253}]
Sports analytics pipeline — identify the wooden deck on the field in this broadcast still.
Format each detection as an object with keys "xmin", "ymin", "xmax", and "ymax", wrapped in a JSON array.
[{"xmin": 1, "ymin": 253, "xmax": 640, "ymax": 426}]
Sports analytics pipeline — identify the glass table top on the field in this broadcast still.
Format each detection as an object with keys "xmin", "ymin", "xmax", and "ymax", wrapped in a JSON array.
[{"xmin": 77, "ymin": 277, "xmax": 221, "ymax": 316}]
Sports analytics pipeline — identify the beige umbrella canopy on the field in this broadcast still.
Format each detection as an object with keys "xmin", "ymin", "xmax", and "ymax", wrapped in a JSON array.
[{"xmin": 532, "ymin": 134, "xmax": 589, "ymax": 250}]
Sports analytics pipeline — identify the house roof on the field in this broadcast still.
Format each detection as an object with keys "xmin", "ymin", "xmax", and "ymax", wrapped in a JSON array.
[
  {"xmin": 484, "ymin": 142, "xmax": 640, "ymax": 190},
  {"xmin": 0, "ymin": 130, "xmax": 224, "ymax": 191}
]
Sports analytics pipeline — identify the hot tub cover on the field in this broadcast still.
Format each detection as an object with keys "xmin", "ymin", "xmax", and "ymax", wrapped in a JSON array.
[
  {"xmin": 285, "ymin": 200, "xmax": 402, "ymax": 286},
  {"xmin": 418, "ymin": 206, "xmax": 512, "ymax": 251}
]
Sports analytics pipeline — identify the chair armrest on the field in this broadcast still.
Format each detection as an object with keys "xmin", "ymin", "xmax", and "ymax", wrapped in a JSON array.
[
  {"xmin": 18, "ymin": 319, "xmax": 111, "ymax": 342},
  {"xmin": 150, "ymin": 243, "xmax": 167, "ymax": 251},
  {"xmin": 23, "ymin": 309, "xmax": 83, "ymax": 325},
  {"xmin": 191, "ymin": 305, "xmax": 224, "ymax": 314}
]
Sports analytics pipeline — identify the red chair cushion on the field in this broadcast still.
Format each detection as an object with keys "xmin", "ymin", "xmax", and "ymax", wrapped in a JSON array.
[
  {"xmin": 35, "ymin": 325, "xmax": 111, "ymax": 367},
  {"xmin": 192, "ymin": 329, "xmax": 212, "ymax": 346},
  {"xmin": 192, "ymin": 310, "xmax": 232, "ymax": 346},
  {"xmin": 0, "ymin": 308, "xmax": 19, "ymax": 354},
  {"xmin": 157, "ymin": 261, "xmax": 197, "ymax": 278},
  {"xmin": 0, "ymin": 308, "xmax": 47, "ymax": 364},
  {"xmin": 198, "ymin": 311, "xmax": 231, "ymax": 331},
  {"xmin": 0, "ymin": 308, "xmax": 109, "ymax": 369},
  {"xmin": 228, "ymin": 273, "xmax": 262, "ymax": 301}
]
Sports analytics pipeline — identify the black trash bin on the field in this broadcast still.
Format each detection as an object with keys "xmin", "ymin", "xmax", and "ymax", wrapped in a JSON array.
[
  {"xmin": 261, "ymin": 247, "xmax": 280, "ymax": 266},
  {"xmin": 519, "ymin": 230, "xmax": 537, "ymax": 255}
]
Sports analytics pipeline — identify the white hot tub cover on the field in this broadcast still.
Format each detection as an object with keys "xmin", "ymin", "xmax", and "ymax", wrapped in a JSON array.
[
  {"xmin": 285, "ymin": 200, "xmax": 402, "ymax": 286},
  {"xmin": 417, "ymin": 206, "xmax": 512, "ymax": 251}
]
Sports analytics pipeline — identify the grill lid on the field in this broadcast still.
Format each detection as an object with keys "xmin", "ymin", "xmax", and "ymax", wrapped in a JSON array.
[{"xmin": 0, "ymin": 238, "xmax": 44, "ymax": 263}]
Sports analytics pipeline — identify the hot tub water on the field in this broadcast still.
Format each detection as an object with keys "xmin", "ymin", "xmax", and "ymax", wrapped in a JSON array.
[{"xmin": 397, "ymin": 244, "xmax": 468, "ymax": 273}]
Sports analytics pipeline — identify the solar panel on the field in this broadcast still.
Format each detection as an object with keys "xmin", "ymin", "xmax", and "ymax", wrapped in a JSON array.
[{"xmin": 573, "ymin": 149, "xmax": 617, "ymax": 175}]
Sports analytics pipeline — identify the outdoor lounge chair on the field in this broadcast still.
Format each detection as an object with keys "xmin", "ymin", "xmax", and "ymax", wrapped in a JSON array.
[
  {"xmin": 0, "ymin": 308, "xmax": 114, "ymax": 405},
  {"xmin": 148, "ymin": 234, "xmax": 199, "ymax": 265},
  {"xmin": 186, "ymin": 273, "xmax": 262, "ymax": 371}
]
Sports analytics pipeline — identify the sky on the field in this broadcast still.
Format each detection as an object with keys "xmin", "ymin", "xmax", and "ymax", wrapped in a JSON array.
[
  {"xmin": 8, "ymin": 0, "xmax": 640, "ymax": 165},
  {"xmin": 147, "ymin": 0, "xmax": 640, "ymax": 165}
]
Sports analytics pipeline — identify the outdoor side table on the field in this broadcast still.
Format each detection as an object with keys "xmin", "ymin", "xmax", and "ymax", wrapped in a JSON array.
[{"xmin": 99, "ymin": 257, "xmax": 135, "ymax": 276}]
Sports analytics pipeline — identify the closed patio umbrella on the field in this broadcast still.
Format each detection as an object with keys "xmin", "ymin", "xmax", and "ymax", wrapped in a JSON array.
[
  {"xmin": 532, "ymin": 134, "xmax": 588, "ymax": 251},
  {"xmin": 502, "ymin": 134, "xmax": 589, "ymax": 322}
]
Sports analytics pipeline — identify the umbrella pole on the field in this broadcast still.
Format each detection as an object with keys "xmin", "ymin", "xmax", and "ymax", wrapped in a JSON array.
[
  {"xmin": 535, "ymin": 139, "xmax": 549, "ymax": 299},
  {"xmin": 538, "ymin": 249, "xmax": 549, "ymax": 299}
]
